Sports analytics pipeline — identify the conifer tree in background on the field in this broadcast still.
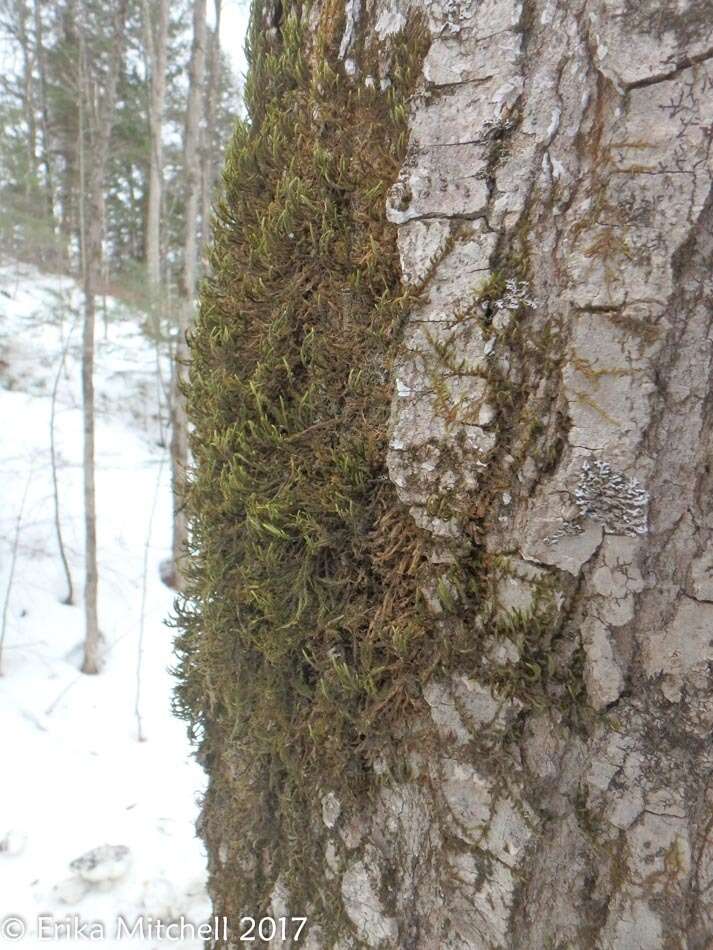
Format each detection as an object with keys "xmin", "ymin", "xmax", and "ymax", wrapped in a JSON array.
[
  {"xmin": 32, "ymin": 0, "xmax": 54, "ymax": 226},
  {"xmin": 0, "ymin": 0, "xmax": 240, "ymax": 285}
]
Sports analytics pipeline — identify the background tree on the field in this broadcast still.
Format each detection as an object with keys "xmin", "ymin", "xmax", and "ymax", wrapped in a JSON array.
[
  {"xmin": 142, "ymin": 0, "xmax": 168, "ymax": 292},
  {"xmin": 168, "ymin": 0, "xmax": 207, "ymax": 592},
  {"xmin": 32, "ymin": 0, "xmax": 54, "ymax": 225},
  {"xmin": 200, "ymin": 0, "xmax": 222, "ymax": 255},
  {"xmin": 77, "ymin": 0, "xmax": 129, "ymax": 674},
  {"xmin": 0, "ymin": 0, "xmax": 240, "ymax": 286}
]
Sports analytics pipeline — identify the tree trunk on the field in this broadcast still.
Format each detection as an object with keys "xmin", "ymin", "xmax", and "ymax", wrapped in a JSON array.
[
  {"xmin": 78, "ymin": 0, "xmax": 128, "ymax": 675},
  {"xmin": 50, "ymin": 318, "xmax": 75, "ymax": 606},
  {"xmin": 186, "ymin": 0, "xmax": 713, "ymax": 946},
  {"xmin": 33, "ymin": 0, "xmax": 54, "ymax": 229},
  {"xmin": 57, "ymin": 0, "xmax": 79, "ymax": 262},
  {"xmin": 142, "ymin": 0, "xmax": 168, "ymax": 291},
  {"xmin": 142, "ymin": 0, "xmax": 169, "ymax": 448},
  {"xmin": 168, "ymin": 0, "xmax": 207, "ymax": 591},
  {"xmin": 200, "ymin": 0, "xmax": 222, "ymax": 255},
  {"xmin": 80, "ymin": 191, "xmax": 100, "ymax": 674}
]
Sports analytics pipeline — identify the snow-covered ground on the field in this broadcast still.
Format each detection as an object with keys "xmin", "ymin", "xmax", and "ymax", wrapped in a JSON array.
[{"xmin": 0, "ymin": 262, "xmax": 209, "ymax": 948}]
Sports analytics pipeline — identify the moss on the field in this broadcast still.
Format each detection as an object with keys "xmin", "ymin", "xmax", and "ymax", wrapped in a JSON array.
[
  {"xmin": 172, "ymin": 0, "xmax": 434, "ymax": 936},
  {"xmin": 173, "ymin": 0, "xmax": 587, "ymax": 940}
]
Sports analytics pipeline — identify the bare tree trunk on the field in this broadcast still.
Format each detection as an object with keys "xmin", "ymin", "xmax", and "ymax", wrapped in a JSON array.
[
  {"xmin": 142, "ymin": 0, "xmax": 169, "ymax": 447},
  {"xmin": 168, "ymin": 0, "xmax": 207, "ymax": 591},
  {"xmin": 50, "ymin": 319, "xmax": 76, "ymax": 606},
  {"xmin": 80, "ymin": 216, "xmax": 100, "ymax": 674},
  {"xmin": 199, "ymin": 0, "xmax": 222, "ymax": 255},
  {"xmin": 77, "ymin": 0, "xmax": 128, "ymax": 675},
  {"xmin": 57, "ymin": 0, "xmax": 79, "ymax": 264},
  {"xmin": 142, "ymin": 0, "xmax": 168, "ymax": 291}
]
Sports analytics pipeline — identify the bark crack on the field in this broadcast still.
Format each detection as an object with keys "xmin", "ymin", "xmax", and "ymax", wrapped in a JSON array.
[{"xmin": 625, "ymin": 47, "xmax": 713, "ymax": 90}]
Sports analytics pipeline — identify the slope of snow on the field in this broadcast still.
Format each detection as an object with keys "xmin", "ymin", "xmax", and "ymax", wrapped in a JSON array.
[{"xmin": 0, "ymin": 262, "xmax": 209, "ymax": 948}]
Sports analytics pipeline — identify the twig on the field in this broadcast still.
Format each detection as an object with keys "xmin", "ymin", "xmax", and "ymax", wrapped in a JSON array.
[
  {"xmin": 0, "ymin": 472, "xmax": 33, "ymax": 675},
  {"xmin": 135, "ymin": 455, "xmax": 166, "ymax": 742},
  {"xmin": 50, "ymin": 309, "xmax": 78, "ymax": 605},
  {"xmin": 22, "ymin": 708, "xmax": 49, "ymax": 733}
]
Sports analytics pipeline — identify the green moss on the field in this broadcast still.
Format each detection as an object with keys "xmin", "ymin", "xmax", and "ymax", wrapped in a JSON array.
[
  {"xmin": 172, "ymin": 0, "xmax": 586, "ymax": 939},
  {"xmin": 173, "ymin": 0, "xmax": 433, "ymax": 933}
]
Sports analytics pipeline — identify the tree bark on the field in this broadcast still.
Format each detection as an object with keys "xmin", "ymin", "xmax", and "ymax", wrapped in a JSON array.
[
  {"xmin": 168, "ymin": 0, "xmax": 207, "ymax": 591},
  {"xmin": 78, "ymin": 0, "xmax": 128, "ymax": 675},
  {"xmin": 194, "ymin": 0, "xmax": 713, "ymax": 946},
  {"xmin": 57, "ymin": 0, "xmax": 79, "ymax": 260},
  {"xmin": 199, "ymin": 0, "xmax": 222, "ymax": 256},
  {"xmin": 50, "ymin": 321, "xmax": 76, "ymax": 606},
  {"xmin": 142, "ymin": 0, "xmax": 168, "ymax": 291},
  {"xmin": 142, "ymin": 0, "xmax": 169, "ymax": 447}
]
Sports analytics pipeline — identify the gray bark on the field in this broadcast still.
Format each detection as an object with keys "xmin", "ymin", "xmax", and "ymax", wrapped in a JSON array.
[
  {"xmin": 142, "ymin": 0, "xmax": 169, "ymax": 446},
  {"xmin": 200, "ymin": 0, "xmax": 222, "ymax": 256},
  {"xmin": 78, "ymin": 0, "xmax": 128, "ymax": 675},
  {"xmin": 50, "ymin": 321, "xmax": 76, "ymax": 606},
  {"xmin": 363, "ymin": 1, "xmax": 713, "ymax": 945},
  {"xmin": 142, "ymin": 0, "xmax": 168, "ymax": 291},
  {"xmin": 210, "ymin": 0, "xmax": 713, "ymax": 946},
  {"xmin": 56, "ymin": 0, "xmax": 79, "ymax": 253},
  {"xmin": 169, "ymin": 0, "xmax": 207, "ymax": 591}
]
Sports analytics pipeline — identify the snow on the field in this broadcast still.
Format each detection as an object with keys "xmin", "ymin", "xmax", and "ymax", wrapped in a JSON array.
[{"xmin": 0, "ymin": 262, "xmax": 208, "ymax": 948}]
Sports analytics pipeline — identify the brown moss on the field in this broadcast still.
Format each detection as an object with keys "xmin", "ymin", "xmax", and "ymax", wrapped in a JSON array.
[
  {"xmin": 173, "ymin": 0, "xmax": 435, "ymax": 938},
  {"xmin": 173, "ymin": 1, "xmax": 587, "ymax": 941}
]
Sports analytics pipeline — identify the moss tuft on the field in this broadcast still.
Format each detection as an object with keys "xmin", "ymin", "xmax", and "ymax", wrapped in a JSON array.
[
  {"xmin": 172, "ymin": 0, "xmax": 586, "ymax": 938},
  {"xmin": 173, "ymin": 0, "xmax": 433, "ymax": 932}
]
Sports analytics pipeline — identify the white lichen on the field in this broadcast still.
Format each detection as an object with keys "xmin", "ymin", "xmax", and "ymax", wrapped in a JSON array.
[
  {"xmin": 549, "ymin": 459, "xmax": 648, "ymax": 543},
  {"xmin": 493, "ymin": 279, "xmax": 535, "ymax": 312}
]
